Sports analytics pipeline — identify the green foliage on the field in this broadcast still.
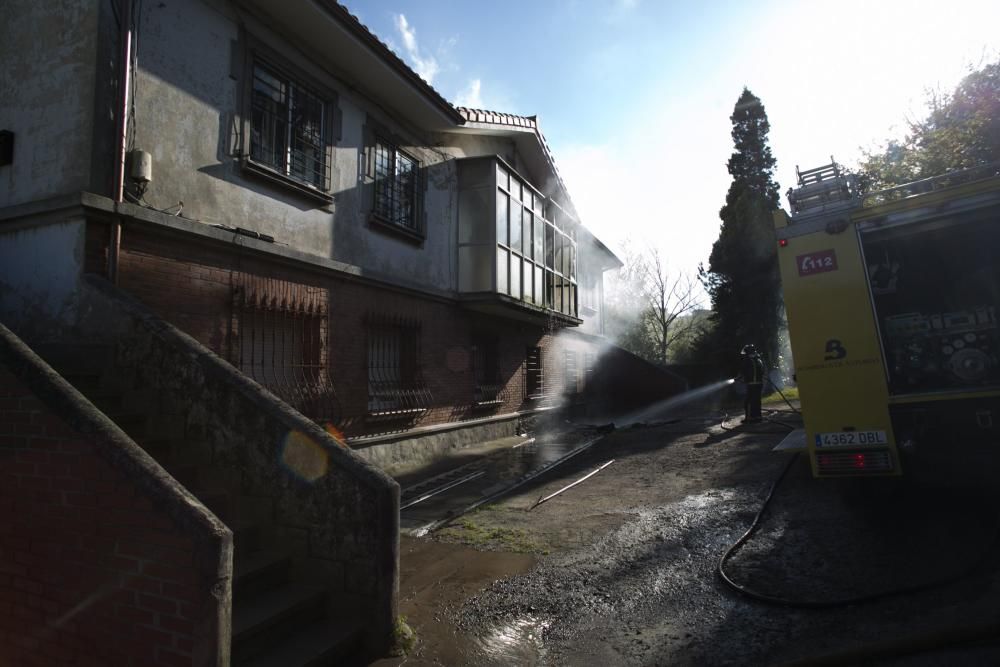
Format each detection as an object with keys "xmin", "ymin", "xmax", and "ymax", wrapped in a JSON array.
[
  {"xmin": 698, "ymin": 88, "xmax": 783, "ymax": 370},
  {"xmin": 390, "ymin": 616, "xmax": 416, "ymax": 657},
  {"xmin": 858, "ymin": 59, "xmax": 1000, "ymax": 191},
  {"xmin": 438, "ymin": 510, "xmax": 546, "ymax": 553}
]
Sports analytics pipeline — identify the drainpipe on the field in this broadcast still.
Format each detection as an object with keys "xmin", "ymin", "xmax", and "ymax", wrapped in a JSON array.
[{"xmin": 109, "ymin": 0, "xmax": 133, "ymax": 284}]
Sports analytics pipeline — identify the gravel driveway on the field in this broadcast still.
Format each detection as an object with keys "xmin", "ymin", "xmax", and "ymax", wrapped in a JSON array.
[{"xmin": 378, "ymin": 406, "xmax": 1000, "ymax": 666}]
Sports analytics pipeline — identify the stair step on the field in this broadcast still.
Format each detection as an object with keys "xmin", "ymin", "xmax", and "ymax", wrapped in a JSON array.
[
  {"xmin": 234, "ymin": 549, "xmax": 291, "ymax": 599},
  {"xmin": 232, "ymin": 583, "xmax": 327, "ymax": 662},
  {"xmin": 241, "ymin": 618, "xmax": 365, "ymax": 667}
]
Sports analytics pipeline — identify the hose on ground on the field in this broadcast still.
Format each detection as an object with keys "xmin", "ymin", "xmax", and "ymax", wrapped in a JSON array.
[{"xmin": 717, "ymin": 452, "xmax": 1000, "ymax": 608}]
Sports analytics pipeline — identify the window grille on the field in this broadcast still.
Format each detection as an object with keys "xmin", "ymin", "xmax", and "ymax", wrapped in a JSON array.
[
  {"xmin": 563, "ymin": 350, "xmax": 579, "ymax": 396},
  {"xmin": 373, "ymin": 138, "xmax": 420, "ymax": 232},
  {"xmin": 525, "ymin": 346, "xmax": 544, "ymax": 399},
  {"xmin": 232, "ymin": 275, "xmax": 338, "ymax": 423},
  {"xmin": 250, "ymin": 61, "xmax": 330, "ymax": 190},
  {"xmin": 472, "ymin": 336, "xmax": 506, "ymax": 405},
  {"xmin": 583, "ymin": 351, "xmax": 596, "ymax": 391},
  {"xmin": 365, "ymin": 315, "xmax": 432, "ymax": 417}
]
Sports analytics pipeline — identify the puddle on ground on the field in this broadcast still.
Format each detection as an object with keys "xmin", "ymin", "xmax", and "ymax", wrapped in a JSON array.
[{"xmin": 470, "ymin": 614, "xmax": 550, "ymax": 666}]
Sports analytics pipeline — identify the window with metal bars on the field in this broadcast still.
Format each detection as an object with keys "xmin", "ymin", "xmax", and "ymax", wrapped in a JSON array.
[
  {"xmin": 366, "ymin": 317, "xmax": 431, "ymax": 415},
  {"xmin": 372, "ymin": 137, "xmax": 421, "ymax": 233},
  {"xmin": 563, "ymin": 350, "xmax": 580, "ymax": 396},
  {"xmin": 525, "ymin": 346, "xmax": 543, "ymax": 399},
  {"xmin": 249, "ymin": 60, "xmax": 330, "ymax": 191},
  {"xmin": 583, "ymin": 351, "xmax": 596, "ymax": 392},
  {"xmin": 472, "ymin": 336, "xmax": 504, "ymax": 405},
  {"xmin": 233, "ymin": 277, "xmax": 338, "ymax": 423}
]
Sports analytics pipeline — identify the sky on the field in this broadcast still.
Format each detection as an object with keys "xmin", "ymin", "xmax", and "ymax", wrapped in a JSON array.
[{"xmin": 344, "ymin": 0, "xmax": 1000, "ymax": 292}]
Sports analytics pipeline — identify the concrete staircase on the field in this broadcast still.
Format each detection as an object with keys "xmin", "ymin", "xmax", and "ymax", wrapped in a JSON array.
[{"xmin": 35, "ymin": 342, "xmax": 365, "ymax": 665}]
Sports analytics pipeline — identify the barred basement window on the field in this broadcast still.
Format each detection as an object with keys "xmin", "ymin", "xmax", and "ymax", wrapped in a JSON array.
[
  {"xmin": 373, "ymin": 138, "xmax": 420, "ymax": 232},
  {"xmin": 525, "ymin": 346, "xmax": 543, "ymax": 399},
  {"xmin": 249, "ymin": 60, "xmax": 330, "ymax": 191},
  {"xmin": 233, "ymin": 276, "xmax": 338, "ymax": 423},
  {"xmin": 472, "ymin": 336, "xmax": 504, "ymax": 405},
  {"xmin": 583, "ymin": 351, "xmax": 596, "ymax": 391},
  {"xmin": 563, "ymin": 350, "xmax": 579, "ymax": 396},
  {"xmin": 366, "ymin": 316, "xmax": 432, "ymax": 416}
]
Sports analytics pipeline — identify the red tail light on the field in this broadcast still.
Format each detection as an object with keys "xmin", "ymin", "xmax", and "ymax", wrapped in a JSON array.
[{"xmin": 816, "ymin": 450, "xmax": 893, "ymax": 475}]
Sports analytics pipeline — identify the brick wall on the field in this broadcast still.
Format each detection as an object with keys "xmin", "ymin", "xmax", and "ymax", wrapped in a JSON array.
[
  {"xmin": 87, "ymin": 221, "xmax": 590, "ymax": 438},
  {"xmin": 0, "ymin": 365, "xmax": 226, "ymax": 667}
]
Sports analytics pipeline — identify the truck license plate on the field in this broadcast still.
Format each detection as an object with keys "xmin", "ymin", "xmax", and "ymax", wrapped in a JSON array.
[{"xmin": 815, "ymin": 430, "xmax": 887, "ymax": 447}]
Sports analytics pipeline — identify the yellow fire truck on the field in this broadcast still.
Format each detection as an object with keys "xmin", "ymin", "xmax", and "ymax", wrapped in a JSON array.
[{"xmin": 774, "ymin": 161, "xmax": 1000, "ymax": 477}]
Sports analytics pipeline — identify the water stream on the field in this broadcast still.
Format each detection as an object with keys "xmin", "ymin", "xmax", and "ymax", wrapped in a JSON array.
[{"xmin": 613, "ymin": 378, "xmax": 736, "ymax": 428}]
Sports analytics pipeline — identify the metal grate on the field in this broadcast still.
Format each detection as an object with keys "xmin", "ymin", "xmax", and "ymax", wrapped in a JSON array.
[
  {"xmin": 365, "ymin": 315, "xmax": 432, "ymax": 417},
  {"xmin": 250, "ymin": 61, "xmax": 329, "ymax": 190},
  {"xmin": 472, "ymin": 336, "xmax": 507, "ymax": 405},
  {"xmin": 563, "ymin": 350, "xmax": 579, "ymax": 396},
  {"xmin": 373, "ymin": 138, "xmax": 419, "ymax": 231},
  {"xmin": 525, "ymin": 346, "xmax": 543, "ymax": 399},
  {"xmin": 583, "ymin": 351, "xmax": 596, "ymax": 391},
  {"xmin": 232, "ymin": 275, "xmax": 338, "ymax": 423}
]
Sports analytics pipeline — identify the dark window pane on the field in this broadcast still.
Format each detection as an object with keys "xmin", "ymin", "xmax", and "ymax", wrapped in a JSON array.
[
  {"xmin": 250, "ymin": 62, "xmax": 327, "ymax": 189},
  {"xmin": 497, "ymin": 193, "xmax": 509, "ymax": 245}
]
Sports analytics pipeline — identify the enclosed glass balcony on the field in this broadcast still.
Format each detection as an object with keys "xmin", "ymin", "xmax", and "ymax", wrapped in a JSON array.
[{"xmin": 457, "ymin": 156, "xmax": 578, "ymax": 323}]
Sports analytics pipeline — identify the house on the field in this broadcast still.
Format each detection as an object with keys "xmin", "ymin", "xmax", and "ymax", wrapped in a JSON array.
[{"xmin": 0, "ymin": 0, "xmax": 661, "ymax": 664}]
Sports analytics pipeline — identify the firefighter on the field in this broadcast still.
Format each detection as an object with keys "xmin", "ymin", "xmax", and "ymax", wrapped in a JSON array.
[{"xmin": 738, "ymin": 344, "xmax": 765, "ymax": 423}]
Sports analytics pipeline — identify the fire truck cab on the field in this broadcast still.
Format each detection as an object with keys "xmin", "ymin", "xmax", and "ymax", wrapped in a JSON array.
[{"xmin": 774, "ymin": 161, "xmax": 1000, "ymax": 477}]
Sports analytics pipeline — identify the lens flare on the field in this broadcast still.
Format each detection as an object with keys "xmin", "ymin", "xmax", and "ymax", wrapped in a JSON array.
[
  {"xmin": 281, "ymin": 430, "xmax": 329, "ymax": 482},
  {"xmin": 321, "ymin": 422, "xmax": 349, "ymax": 447}
]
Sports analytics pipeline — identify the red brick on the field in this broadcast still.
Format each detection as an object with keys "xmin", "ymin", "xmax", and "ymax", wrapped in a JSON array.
[
  {"xmin": 134, "ymin": 623, "xmax": 175, "ymax": 649},
  {"xmin": 157, "ymin": 613, "xmax": 193, "ymax": 635},
  {"xmin": 13, "ymin": 422, "xmax": 44, "ymax": 436},
  {"xmin": 0, "ymin": 435, "xmax": 27, "ymax": 448},
  {"xmin": 15, "ymin": 449, "xmax": 47, "ymax": 464},
  {"xmin": 142, "ymin": 562, "xmax": 189, "ymax": 584},
  {"xmin": 157, "ymin": 647, "xmax": 193, "ymax": 666},
  {"xmin": 138, "ymin": 593, "xmax": 178, "ymax": 615},
  {"xmin": 116, "ymin": 603, "xmax": 155, "ymax": 626}
]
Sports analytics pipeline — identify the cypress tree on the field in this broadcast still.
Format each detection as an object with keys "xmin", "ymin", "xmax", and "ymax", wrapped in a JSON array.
[{"xmin": 700, "ymin": 88, "xmax": 783, "ymax": 370}]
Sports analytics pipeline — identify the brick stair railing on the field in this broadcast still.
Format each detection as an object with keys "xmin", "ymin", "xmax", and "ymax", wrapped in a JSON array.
[
  {"xmin": 35, "ymin": 341, "xmax": 367, "ymax": 664},
  {"xmin": 11, "ymin": 273, "xmax": 400, "ymax": 663}
]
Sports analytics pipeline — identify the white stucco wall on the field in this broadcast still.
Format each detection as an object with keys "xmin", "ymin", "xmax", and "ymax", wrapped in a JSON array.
[
  {"xmin": 0, "ymin": 220, "xmax": 86, "ymax": 331},
  {"xmin": 0, "ymin": 0, "xmax": 99, "ymax": 207}
]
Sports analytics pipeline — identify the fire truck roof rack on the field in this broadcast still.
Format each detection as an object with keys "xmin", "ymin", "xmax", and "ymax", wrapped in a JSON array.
[
  {"xmin": 787, "ymin": 157, "xmax": 860, "ymax": 221},
  {"xmin": 861, "ymin": 160, "xmax": 1000, "ymax": 208}
]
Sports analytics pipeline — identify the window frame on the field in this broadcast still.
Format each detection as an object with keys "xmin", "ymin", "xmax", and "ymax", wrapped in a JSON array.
[
  {"xmin": 525, "ymin": 346, "xmax": 544, "ymax": 400},
  {"xmin": 365, "ymin": 317, "xmax": 430, "ymax": 416},
  {"xmin": 472, "ymin": 335, "xmax": 504, "ymax": 406},
  {"xmin": 364, "ymin": 121, "xmax": 427, "ymax": 243},
  {"xmin": 239, "ymin": 40, "xmax": 340, "ymax": 204}
]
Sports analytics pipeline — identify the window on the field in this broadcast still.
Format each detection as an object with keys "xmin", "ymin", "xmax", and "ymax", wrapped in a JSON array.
[
  {"xmin": 473, "ymin": 336, "xmax": 504, "ymax": 405},
  {"xmin": 249, "ymin": 60, "xmax": 331, "ymax": 192},
  {"xmin": 525, "ymin": 346, "xmax": 543, "ymax": 399},
  {"xmin": 366, "ymin": 318, "xmax": 430, "ymax": 415},
  {"xmin": 563, "ymin": 350, "xmax": 579, "ymax": 396},
  {"xmin": 583, "ymin": 351, "xmax": 596, "ymax": 391},
  {"xmin": 496, "ymin": 163, "xmax": 551, "ymax": 306},
  {"xmin": 373, "ymin": 138, "xmax": 420, "ymax": 232},
  {"xmin": 233, "ymin": 276, "xmax": 337, "ymax": 422}
]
